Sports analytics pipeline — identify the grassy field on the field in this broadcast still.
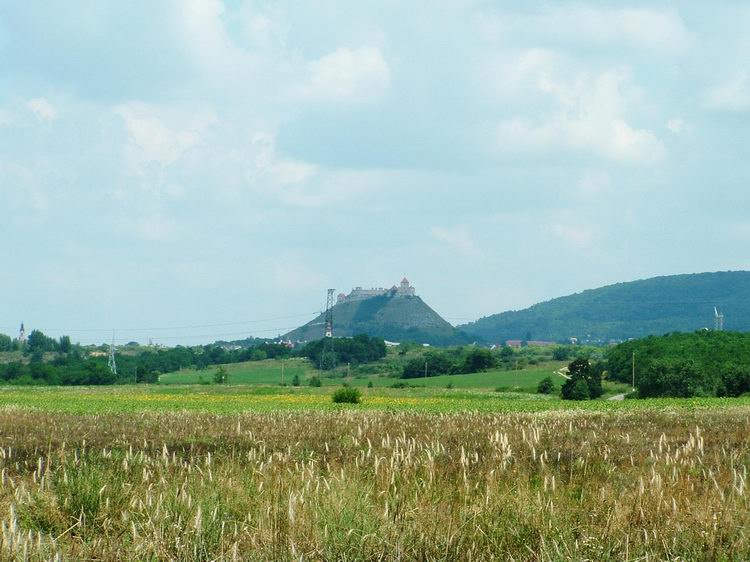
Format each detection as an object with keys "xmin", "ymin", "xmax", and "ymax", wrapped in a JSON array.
[
  {"xmin": 0, "ymin": 384, "xmax": 744, "ymax": 414},
  {"xmin": 158, "ymin": 358, "xmax": 573, "ymax": 391},
  {"xmin": 0, "ymin": 401, "xmax": 749, "ymax": 560}
]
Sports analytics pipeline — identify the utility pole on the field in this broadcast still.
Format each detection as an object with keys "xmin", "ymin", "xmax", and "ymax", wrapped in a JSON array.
[
  {"xmin": 424, "ymin": 361, "xmax": 428, "ymax": 379},
  {"xmin": 281, "ymin": 358, "xmax": 285, "ymax": 386},
  {"xmin": 631, "ymin": 351, "xmax": 635, "ymax": 392}
]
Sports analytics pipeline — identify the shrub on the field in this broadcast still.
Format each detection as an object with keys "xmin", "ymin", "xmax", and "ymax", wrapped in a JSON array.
[
  {"xmin": 367, "ymin": 380, "xmax": 374, "ymax": 388},
  {"xmin": 446, "ymin": 382, "xmax": 454, "ymax": 389},
  {"xmin": 537, "ymin": 376, "xmax": 555, "ymax": 394},
  {"xmin": 213, "ymin": 367, "xmax": 228, "ymax": 384},
  {"xmin": 292, "ymin": 374, "xmax": 300, "ymax": 387},
  {"xmin": 309, "ymin": 376, "xmax": 322, "ymax": 387},
  {"xmin": 332, "ymin": 387, "xmax": 361, "ymax": 404}
]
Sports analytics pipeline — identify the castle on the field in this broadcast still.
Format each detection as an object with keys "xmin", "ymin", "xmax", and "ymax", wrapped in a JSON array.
[{"xmin": 337, "ymin": 278, "xmax": 416, "ymax": 303}]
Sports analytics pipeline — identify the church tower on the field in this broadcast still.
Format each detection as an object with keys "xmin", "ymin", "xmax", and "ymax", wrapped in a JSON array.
[{"xmin": 18, "ymin": 323, "xmax": 26, "ymax": 345}]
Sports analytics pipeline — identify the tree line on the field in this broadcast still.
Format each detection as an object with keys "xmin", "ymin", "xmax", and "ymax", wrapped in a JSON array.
[{"xmin": 606, "ymin": 331, "xmax": 750, "ymax": 398}]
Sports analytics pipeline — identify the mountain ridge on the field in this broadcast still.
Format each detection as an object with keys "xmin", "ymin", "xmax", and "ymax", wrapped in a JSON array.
[{"xmin": 459, "ymin": 271, "xmax": 750, "ymax": 343}]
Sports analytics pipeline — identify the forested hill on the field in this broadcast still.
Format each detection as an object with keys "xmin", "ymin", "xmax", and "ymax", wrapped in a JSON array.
[
  {"xmin": 459, "ymin": 271, "xmax": 750, "ymax": 343},
  {"xmin": 285, "ymin": 293, "xmax": 472, "ymax": 346}
]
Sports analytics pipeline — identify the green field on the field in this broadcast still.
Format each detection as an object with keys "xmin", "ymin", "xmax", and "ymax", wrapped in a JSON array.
[
  {"xmin": 158, "ymin": 358, "xmax": 575, "ymax": 391},
  {"xmin": 0, "ymin": 383, "xmax": 744, "ymax": 415}
]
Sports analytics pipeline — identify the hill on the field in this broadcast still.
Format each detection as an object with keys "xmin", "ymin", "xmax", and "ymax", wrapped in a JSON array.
[
  {"xmin": 285, "ymin": 293, "xmax": 471, "ymax": 346},
  {"xmin": 459, "ymin": 271, "xmax": 750, "ymax": 343}
]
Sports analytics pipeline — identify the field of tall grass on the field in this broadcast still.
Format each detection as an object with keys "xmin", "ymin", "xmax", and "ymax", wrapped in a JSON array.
[{"xmin": 0, "ymin": 404, "xmax": 749, "ymax": 560}]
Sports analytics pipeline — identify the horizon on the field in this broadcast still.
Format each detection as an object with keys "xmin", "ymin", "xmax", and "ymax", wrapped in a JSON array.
[
  {"xmin": 4, "ymin": 1, "xmax": 750, "ymax": 345},
  {"xmin": 2, "ymin": 268, "xmax": 745, "ymax": 346}
]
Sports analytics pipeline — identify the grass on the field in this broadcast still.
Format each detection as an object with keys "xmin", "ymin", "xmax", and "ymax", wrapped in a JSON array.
[
  {"xmin": 0, "ymin": 384, "xmax": 748, "ymax": 415},
  {"xmin": 0, "ymin": 404, "xmax": 749, "ymax": 560},
  {"xmin": 159, "ymin": 358, "xmax": 313, "ymax": 385},
  {"xmin": 159, "ymin": 358, "xmax": 571, "ymax": 392}
]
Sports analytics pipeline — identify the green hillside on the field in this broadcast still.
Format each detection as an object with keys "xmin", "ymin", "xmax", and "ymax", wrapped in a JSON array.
[
  {"xmin": 285, "ymin": 293, "xmax": 471, "ymax": 346},
  {"xmin": 459, "ymin": 271, "xmax": 750, "ymax": 343}
]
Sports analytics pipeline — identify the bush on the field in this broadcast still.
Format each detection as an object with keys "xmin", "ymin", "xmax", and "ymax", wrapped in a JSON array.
[
  {"xmin": 537, "ymin": 376, "xmax": 555, "ymax": 394},
  {"xmin": 367, "ymin": 380, "xmax": 374, "ymax": 388},
  {"xmin": 292, "ymin": 374, "xmax": 300, "ymax": 387},
  {"xmin": 213, "ymin": 367, "xmax": 228, "ymax": 384},
  {"xmin": 309, "ymin": 376, "xmax": 322, "ymax": 387},
  {"xmin": 332, "ymin": 387, "xmax": 361, "ymax": 404}
]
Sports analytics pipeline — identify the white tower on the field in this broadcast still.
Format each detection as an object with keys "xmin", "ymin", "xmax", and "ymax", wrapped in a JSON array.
[{"xmin": 18, "ymin": 323, "xmax": 26, "ymax": 345}]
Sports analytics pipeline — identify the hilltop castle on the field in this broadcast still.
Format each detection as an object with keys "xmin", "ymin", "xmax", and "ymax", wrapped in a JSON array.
[{"xmin": 337, "ymin": 278, "xmax": 416, "ymax": 303}]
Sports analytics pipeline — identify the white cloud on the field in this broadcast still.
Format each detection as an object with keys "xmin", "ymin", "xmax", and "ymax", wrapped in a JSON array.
[
  {"xmin": 430, "ymin": 225, "xmax": 483, "ymax": 258},
  {"xmin": 546, "ymin": 222, "xmax": 595, "ymax": 250},
  {"xmin": 706, "ymin": 71, "xmax": 750, "ymax": 112},
  {"xmin": 300, "ymin": 46, "xmax": 391, "ymax": 104},
  {"xmin": 27, "ymin": 98, "xmax": 58, "ymax": 121},
  {"xmin": 0, "ymin": 110, "xmax": 10, "ymax": 125},
  {"xmin": 116, "ymin": 102, "xmax": 216, "ymax": 167},
  {"xmin": 492, "ymin": 55, "xmax": 664, "ymax": 164},
  {"xmin": 666, "ymin": 117, "xmax": 690, "ymax": 134},
  {"xmin": 478, "ymin": 7, "xmax": 690, "ymax": 53}
]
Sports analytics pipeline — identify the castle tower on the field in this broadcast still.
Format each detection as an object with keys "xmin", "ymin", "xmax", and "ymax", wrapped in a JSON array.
[{"xmin": 398, "ymin": 277, "xmax": 416, "ymax": 296}]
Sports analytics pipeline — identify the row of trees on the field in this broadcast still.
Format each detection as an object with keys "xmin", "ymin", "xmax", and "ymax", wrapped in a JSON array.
[
  {"xmin": 299, "ymin": 334, "xmax": 387, "ymax": 370},
  {"xmin": 607, "ymin": 331, "xmax": 750, "ymax": 398}
]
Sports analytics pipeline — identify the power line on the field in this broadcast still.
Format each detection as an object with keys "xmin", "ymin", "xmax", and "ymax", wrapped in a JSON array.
[{"xmin": 0, "ymin": 312, "xmax": 321, "ymax": 334}]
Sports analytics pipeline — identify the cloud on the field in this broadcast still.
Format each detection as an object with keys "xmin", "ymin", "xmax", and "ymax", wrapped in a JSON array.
[
  {"xmin": 546, "ymin": 222, "xmax": 595, "ymax": 250},
  {"xmin": 300, "ymin": 46, "xmax": 391, "ymax": 104},
  {"xmin": 27, "ymin": 97, "xmax": 58, "ymax": 121},
  {"xmin": 478, "ymin": 7, "xmax": 690, "ymax": 53},
  {"xmin": 430, "ymin": 225, "xmax": 483, "ymax": 258},
  {"xmin": 116, "ymin": 102, "xmax": 216, "ymax": 167},
  {"xmin": 706, "ymin": 71, "xmax": 750, "ymax": 112},
  {"xmin": 666, "ymin": 118, "xmax": 690, "ymax": 134},
  {"xmin": 492, "ymin": 55, "xmax": 664, "ymax": 164}
]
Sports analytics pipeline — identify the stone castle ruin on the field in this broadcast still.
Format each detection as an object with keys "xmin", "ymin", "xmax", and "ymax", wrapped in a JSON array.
[{"xmin": 337, "ymin": 278, "xmax": 416, "ymax": 304}]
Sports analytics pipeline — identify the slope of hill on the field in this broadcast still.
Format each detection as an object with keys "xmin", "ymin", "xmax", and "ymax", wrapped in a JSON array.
[
  {"xmin": 459, "ymin": 271, "xmax": 750, "ymax": 343},
  {"xmin": 285, "ymin": 293, "xmax": 471, "ymax": 346}
]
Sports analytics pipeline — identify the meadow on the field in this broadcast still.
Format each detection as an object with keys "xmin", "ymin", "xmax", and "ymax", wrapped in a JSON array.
[
  {"xmin": 157, "ymin": 358, "xmax": 575, "ymax": 393},
  {"xmin": 0, "ymin": 397, "xmax": 749, "ymax": 560}
]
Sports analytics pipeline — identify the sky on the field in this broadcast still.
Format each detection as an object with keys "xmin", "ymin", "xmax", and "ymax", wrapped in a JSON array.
[{"xmin": 2, "ymin": 0, "xmax": 750, "ymax": 345}]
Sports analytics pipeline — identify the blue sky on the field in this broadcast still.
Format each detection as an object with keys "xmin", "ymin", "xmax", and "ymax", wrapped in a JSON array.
[{"xmin": 2, "ymin": 0, "xmax": 750, "ymax": 344}]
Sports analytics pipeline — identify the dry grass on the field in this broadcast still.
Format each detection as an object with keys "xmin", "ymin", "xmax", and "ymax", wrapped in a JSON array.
[{"xmin": 0, "ymin": 406, "xmax": 748, "ymax": 560}]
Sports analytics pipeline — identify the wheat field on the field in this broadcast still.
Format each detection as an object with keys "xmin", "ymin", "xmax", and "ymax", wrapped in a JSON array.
[{"xmin": 0, "ymin": 406, "xmax": 748, "ymax": 560}]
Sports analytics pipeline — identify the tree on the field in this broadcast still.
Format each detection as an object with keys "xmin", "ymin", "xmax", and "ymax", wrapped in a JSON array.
[
  {"xmin": 292, "ymin": 374, "xmax": 300, "ymax": 387},
  {"xmin": 59, "ymin": 335, "xmax": 72, "ymax": 354},
  {"xmin": 561, "ymin": 358, "xmax": 602, "ymax": 400},
  {"xmin": 0, "ymin": 334, "xmax": 12, "ymax": 352},
  {"xmin": 562, "ymin": 378, "xmax": 590, "ymax": 400},
  {"xmin": 213, "ymin": 367, "xmax": 229, "ymax": 384},
  {"xmin": 461, "ymin": 348, "xmax": 496, "ymax": 373},
  {"xmin": 27, "ymin": 330, "xmax": 58, "ymax": 353}
]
